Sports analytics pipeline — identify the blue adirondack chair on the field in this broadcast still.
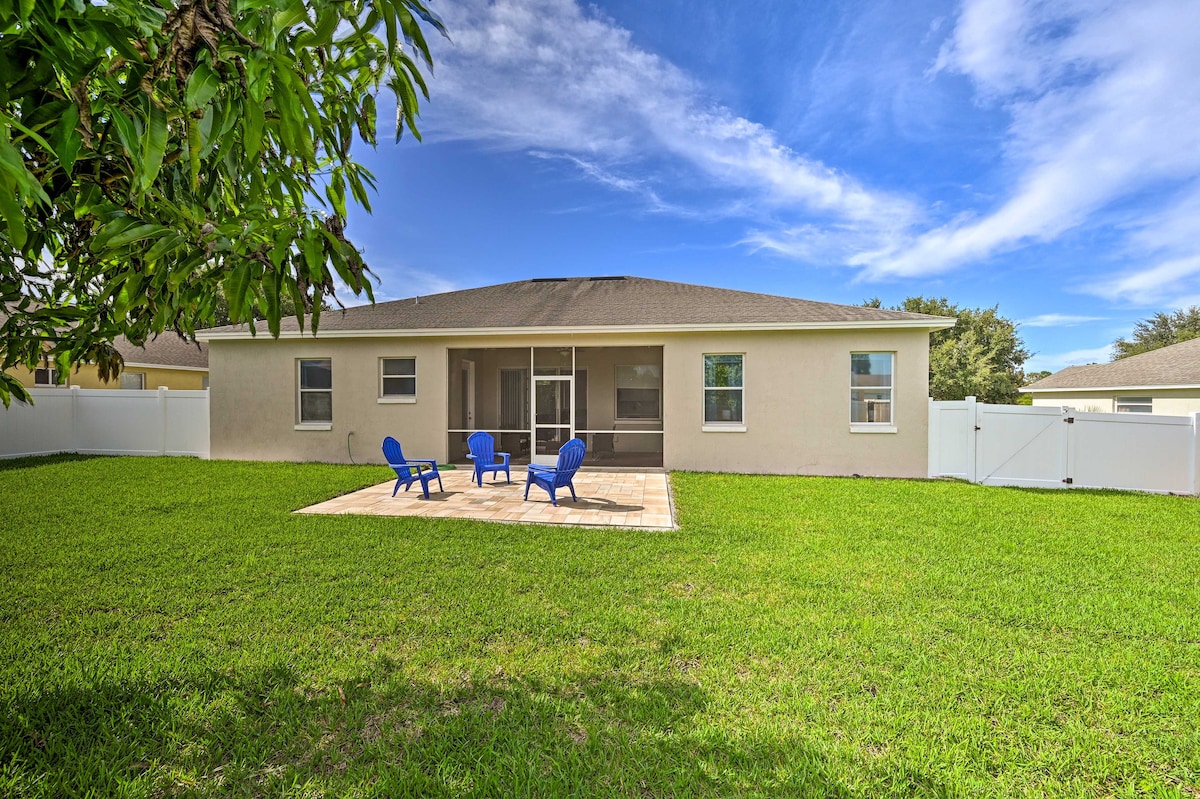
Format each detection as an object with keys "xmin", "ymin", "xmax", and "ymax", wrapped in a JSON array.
[
  {"xmin": 382, "ymin": 436, "xmax": 444, "ymax": 499},
  {"xmin": 524, "ymin": 438, "xmax": 587, "ymax": 506},
  {"xmin": 465, "ymin": 431, "xmax": 511, "ymax": 486}
]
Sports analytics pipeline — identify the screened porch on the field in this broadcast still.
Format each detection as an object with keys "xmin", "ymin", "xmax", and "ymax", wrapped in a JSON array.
[{"xmin": 447, "ymin": 346, "xmax": 664, "ymax": 468}]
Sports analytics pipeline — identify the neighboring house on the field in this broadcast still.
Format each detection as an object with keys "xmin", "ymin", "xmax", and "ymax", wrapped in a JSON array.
[
  {"xmin": 8, "ymin": 335, "xmax": 209, "ymax": 391},
  {"xmin": 196, "ymin": 276, "xmax": 954, "ymax": 476},
  {"xmin": 1024, "ymin": 336, "xmax": 1200, "ymax": 415}
]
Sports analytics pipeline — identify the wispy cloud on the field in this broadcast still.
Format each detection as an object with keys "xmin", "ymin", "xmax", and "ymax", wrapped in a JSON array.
[
  {"xmin": 1020, "ymin": 313, "xmax": 1106, "ymax": 328},
  {"xmin": 856, "ymin": 0, "xmax": 1200, "ymax": 293},
  {"xmin": 421, "ymin": 0, "xmax": 917, "ymax": 261},
  {"xmin": 1026, "ymin": 344, "xmax": 1114, "ymax": 373}
]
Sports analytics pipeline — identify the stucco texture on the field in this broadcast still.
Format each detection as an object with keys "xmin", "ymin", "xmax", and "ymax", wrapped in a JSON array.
[
  {"xmin": 208, "ymin": 328, "xmax": 932, "ymax": 477},
  {"xmin": 1031, "ymin": 389, "xmax": 1200, "ymax": 416}
]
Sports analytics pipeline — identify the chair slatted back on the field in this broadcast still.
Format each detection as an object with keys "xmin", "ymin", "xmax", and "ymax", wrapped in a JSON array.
[
  {"xmin": 467, "ymin": 431, "xmax": 495, "ymax": 463},
  {"xmin": 552, "ymin": 439, "xmax": 586, "ymax": 486},
  {"xmin": 382, "ymin": 436, "xmax": 414, "ymax": 479}
]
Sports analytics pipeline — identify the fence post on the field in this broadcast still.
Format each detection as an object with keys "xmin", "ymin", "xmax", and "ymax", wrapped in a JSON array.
[
  {"xmin": 964, "ymin": 396, "xmax": 978, "ymax": 484},
  {"xmin": 927, "ymin": 397, "xmax": 937, "ymax": 478},
  {"xmin": 70, "ymin": 385, "xmax": 80, "ymax": 454},
  {"xmin": 158, "ymin": 386, "xmax": 168, "ymax": 456},
  {"xmin": 1192, "ymin": 412, "xmax": 1200, "ymax": 496}
]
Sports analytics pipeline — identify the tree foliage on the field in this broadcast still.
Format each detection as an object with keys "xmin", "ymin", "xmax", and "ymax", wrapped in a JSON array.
[
  {"xmin": 864, "ymin": 296, "xmax": 1031, "ymax": 404},
  {"xmin": 0, "ymin": 0, "xmax": 444, "ymax": 405},
  {"xmin": 1113, "ymin": 307, "xmax": 1200, "ymax": 360}
]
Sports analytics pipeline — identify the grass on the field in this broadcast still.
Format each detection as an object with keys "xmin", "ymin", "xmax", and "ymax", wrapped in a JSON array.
[{"xmin": 1, "ymin": 455, "xmax": 1198, "ymax": 798}]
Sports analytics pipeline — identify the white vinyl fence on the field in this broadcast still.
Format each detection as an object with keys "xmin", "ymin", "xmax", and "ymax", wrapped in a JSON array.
[
  {"xmin": 0, "ymin": 387, "xmax": 209, "ymax": 459},
  {"xmin": 929, "ymin": 396, "xmax": 1200, "ymax": 495}
]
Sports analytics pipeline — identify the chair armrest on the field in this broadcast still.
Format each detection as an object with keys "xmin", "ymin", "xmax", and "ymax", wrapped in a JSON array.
[
  {"xmin": 527, "ymin": 464, "xmax": 556, "ymax": 473},
  {"xmin": 497, "ymin": 452, "xmax": 511, "ymax": 464},
  {"xmin": 465, "ymin": 454, "xmax": 476, "ymax": 461},
  {"xmin": 400, "ymin": 461, "xmax": 435, "ymax": 471}
]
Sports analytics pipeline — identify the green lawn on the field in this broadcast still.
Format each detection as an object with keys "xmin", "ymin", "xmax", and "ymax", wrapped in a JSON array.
[{"xmin": 1, "ymin": 456, "xmax": 1198, "ymax": 798}]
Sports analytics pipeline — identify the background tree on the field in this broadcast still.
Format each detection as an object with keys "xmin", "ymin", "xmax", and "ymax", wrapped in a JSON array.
[
  {"xmin": 1113, "ymin": 307, "xmax": 1200, "ymax": 359},
  {"xmin": 0, "ymin": 0, "xmax": 444, "ymax": 405},
  {"xmin": 864, "ymin": 296, "xmax": 1031, "ymax": 404}
]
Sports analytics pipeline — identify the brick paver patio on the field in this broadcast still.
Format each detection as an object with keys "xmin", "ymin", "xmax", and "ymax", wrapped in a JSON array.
[{"xmin": 297, "ymin": 468, "xmax": 675, "ymax": 529}]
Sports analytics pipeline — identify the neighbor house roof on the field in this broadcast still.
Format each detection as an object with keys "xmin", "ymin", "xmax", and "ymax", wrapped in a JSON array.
[
  {"xmin": 116, "ymin": 335, "xmax": 208, "ymax": 370},
  {"xmin": 197, "ymin": 277, "xmax": 954, "ymax": 340},
  {"xmin": 1025, "ymin": 336, "xmax": 1200, "ymax": 392}
]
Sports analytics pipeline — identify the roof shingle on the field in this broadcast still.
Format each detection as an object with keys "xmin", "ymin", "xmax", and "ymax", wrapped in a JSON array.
[
  {"xmin": 199, "ymin": 276, "xmax": 952, "ymax": 336},
  {"xmin": 1025, "ymin": 337, "xmax": 1200, "ymax": 390}
]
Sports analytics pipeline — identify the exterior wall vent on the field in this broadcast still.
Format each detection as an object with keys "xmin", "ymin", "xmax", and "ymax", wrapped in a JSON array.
[
  {"xmin": 531, "ymin": 277, "xmax": 569, "ymax": 283},
  {"xmin": 589, "ymin": 276, "xmax": 626, "ymax": 281}
]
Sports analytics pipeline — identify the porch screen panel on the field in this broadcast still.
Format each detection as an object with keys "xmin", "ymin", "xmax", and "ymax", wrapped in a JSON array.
[{"xmin": 500, "ymin": 369, "xmax": 528, "ymax": 429}]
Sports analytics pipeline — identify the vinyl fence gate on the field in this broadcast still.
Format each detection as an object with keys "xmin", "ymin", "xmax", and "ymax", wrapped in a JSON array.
[{"xmin": 929, "ymin": 397, "xmax": 1200, "ymax": 495}]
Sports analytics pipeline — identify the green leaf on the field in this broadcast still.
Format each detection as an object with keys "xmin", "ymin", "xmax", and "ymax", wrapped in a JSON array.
[
  {"xmin": 137, "ymin": 104, "xmax": 168, "ymax": 193},
  {"xmin": 0, "ymin": 173, "xmax": 26, "ymax": 249},
  {"xmin": 53, "ymin": 103, "xmax": 82, "ymax": 174},
  {"xmin": 185, "ymin": 63, "xmax": 220, "ymax": 112},
  {"xmin": 224, "ymin": 263, "xmax": 252, "ymax": 324},
  {"xmin": 106, "ymin": 223, "xmax": 168, "ymax": 249}
]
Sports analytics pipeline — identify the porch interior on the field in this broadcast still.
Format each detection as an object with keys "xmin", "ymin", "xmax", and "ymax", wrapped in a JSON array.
[{"xmin": 447, "ymin": 346, "xmax": 664, "ymax": 468}]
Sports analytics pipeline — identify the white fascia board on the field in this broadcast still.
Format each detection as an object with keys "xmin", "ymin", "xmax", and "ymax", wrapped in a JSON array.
[
  {"xmin": 196, "ymin": 318, "xmax": 956, "ymax": 341},
  {"xmin": 1024, "ymin": 383, "xmax": 1200, "ymax": 393},
  {"xmin": 121, "ymin": 362, "xmax": 209, "ymax": 372}
]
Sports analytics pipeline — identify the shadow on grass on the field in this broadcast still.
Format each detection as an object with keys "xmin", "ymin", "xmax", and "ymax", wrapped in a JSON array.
[
  {"xmin": 0, "ymin": 661, "xmax": 877, "ymax": 798},
  {"xmin": 0, "ymin": 453, "xmax": 108, "ymax": 473}
]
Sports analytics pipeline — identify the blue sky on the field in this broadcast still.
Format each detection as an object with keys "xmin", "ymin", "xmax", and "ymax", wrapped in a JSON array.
[{"xmin": 342, "ymin": 0, "xmax": 1200, "ymax": 373}]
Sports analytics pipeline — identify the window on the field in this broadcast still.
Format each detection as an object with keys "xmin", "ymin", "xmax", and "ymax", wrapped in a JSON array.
[
  {"xmin": 120, "ymin": 372, "xmax": 145, "ymax": 390},
  {"xmin": 297, "ymin": 358, "xmax": 332, "ymax": 425},
  {"xmin": 1116, "ymin": 396, "xmax": 1152, "ymax": 413},
  {"xmin": 851, "ymin": 353, "xmax": 893, "ymax": 425},
  {"xmin": 34, "ymin": 367, "xmax": 58, "ymax": 386},
  {"xmin": 616, "ymin": 365, "xmax": 661, "ymax": 420},
  {"xmin": 380, "ymin": 357, "xmax": 416, "ymax": 400},
  {"xmin": 703, "ymin": 354, "xmax": 744, "ymax": 425}
]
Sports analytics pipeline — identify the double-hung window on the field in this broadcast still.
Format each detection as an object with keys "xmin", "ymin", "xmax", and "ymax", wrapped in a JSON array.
[
  {"xmin": 850, "ymin": 353, "xmax": 894, "ymax": 426},
  {"xmin": 120, "ymin": 372, "xmax": 145, "ymax": 390},
  {"xmin": 297, "ymin": 358, "xmax": 333, "ymax": 426},
  {"xmin": 615, "ymin": 365, "xmax": 661, "ymax": 420},
  {"xmin": 1115, "ymin": 396, "xmax": 1152, "ymax": 413},
  {"xmin": 703, "ymin": 354, "xmax": 744, "ymax": 427},
  {"xmin": 380, "ymin": 357, "xmax": 417, "ymax": 402}
]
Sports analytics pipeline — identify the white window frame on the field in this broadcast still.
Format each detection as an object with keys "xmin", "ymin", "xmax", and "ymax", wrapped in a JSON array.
[
  {"xmin": 614, "ymin": 364, "xmax": 662, "ymax": 422},
  {"xmin": 1115, "ymin": 396, "xmax": 1152, "ymax": 413},
  {"xmin": 120, "ymin": 371, "xmax": 145, "ymax": 390},
  {"xmin": 850, "ymin": 351, "xmax": 896, "ymax": 433},
  {"xmin": 378, "ymin": 357, "xmax": 417, "ymax": 404},
  {"xmin": 296, "ymin": 358, "xmax": 333, "ymax": 430},
  {"xmin": 34, "ymin": 367, "xmax": 59, "ymax": 386},
  {"xmin": 702, "ymin": 353, "xmax": 746, "ymax": 432}
]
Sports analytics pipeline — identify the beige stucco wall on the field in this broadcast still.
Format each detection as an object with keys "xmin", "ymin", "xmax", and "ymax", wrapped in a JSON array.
[
  {"xmin": 208, "ymin": 328, "xmax": 932, "ymax": 477},
  {"xmin": 1031, "ymin": 389, "xmax": 1200, "ymax": 416},
  {"xmin": 6, "ymin": 364, "xmax": 207, "ymax": 390}
]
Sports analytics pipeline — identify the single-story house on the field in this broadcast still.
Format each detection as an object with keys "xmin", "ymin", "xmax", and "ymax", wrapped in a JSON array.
[
  {"xmin": 1024, "ymin": 336, "xmax": 1200, "ymax": 415},
  {"xmin": 8, "ymin": 335, "xmax": 209, "ymax": 391},
  {"xmin": 196, "ymin": 277, "xmax": 954, "ymax": 476}
]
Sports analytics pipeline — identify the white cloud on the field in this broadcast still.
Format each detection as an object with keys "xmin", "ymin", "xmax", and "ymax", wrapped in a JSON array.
[
  {"xmin": 420, "ymin": 0, "xmax": 917, "ymax": 260},
  {"xmin": 858, "ymin": 0, "xmax": 1200, "ymax": 286},
  {"xmin": 1026, "ymin": 344, "xmax": 1114, "ymax": 373},
  {"xmin": 1020, "ymin": 313, "xmax": 1106, "ymax": 328}
]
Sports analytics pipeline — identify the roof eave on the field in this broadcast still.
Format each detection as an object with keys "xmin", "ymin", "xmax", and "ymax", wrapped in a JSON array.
[
  {"xmin": 1024, "ymin": 383, "xmax": 1200, "ymax": 393},
  {"xmin": 196, "ymin": 318, "xmax": 955, "ymax": 342}
]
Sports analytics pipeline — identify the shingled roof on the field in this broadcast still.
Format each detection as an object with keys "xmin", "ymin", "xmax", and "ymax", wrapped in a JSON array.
[
  {"xmin": 198, "ymin": 277, "xmax": 952, "ymax": 338},
  {"xmin": 116, "ymin": 335, "xmax": 208, "ymax": 370},
  {"xmin": 1025, "ymin": 336, "xmax": 1200, "ymax": 391}
]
